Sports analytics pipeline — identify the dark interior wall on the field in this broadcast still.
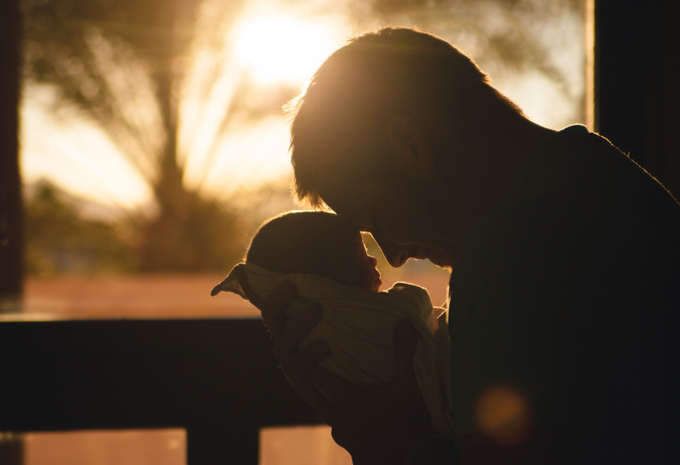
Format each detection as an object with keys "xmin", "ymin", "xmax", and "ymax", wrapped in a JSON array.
[{"xmin": 595, "ymin": 0, "xmax": 680, "ymax": 200}]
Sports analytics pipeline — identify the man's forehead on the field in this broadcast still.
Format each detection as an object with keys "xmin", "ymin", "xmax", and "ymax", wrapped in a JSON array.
[{"xmin": 318, "ymin": 141, "xmax": 386, "ymax": 187}]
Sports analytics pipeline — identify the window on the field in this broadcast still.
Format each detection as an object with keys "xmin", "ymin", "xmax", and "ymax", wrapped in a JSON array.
[
  {"xmin": 14, "ymin": 0, "xmax": 587, "ymax": 319},
  {"xmin": 12, "ymin": 429, "xmax": 186, "ymax": 465}
]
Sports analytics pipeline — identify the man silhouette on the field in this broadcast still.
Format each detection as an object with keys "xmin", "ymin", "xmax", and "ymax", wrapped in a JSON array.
[{"xmin": 252, "ymin": 28, "xmax": 678, "ymax": 464}]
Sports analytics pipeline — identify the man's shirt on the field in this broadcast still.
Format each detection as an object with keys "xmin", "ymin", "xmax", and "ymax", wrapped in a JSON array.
[{"xmin": 447, "ymin": 125, "xmax": 678, "ymax": 462}]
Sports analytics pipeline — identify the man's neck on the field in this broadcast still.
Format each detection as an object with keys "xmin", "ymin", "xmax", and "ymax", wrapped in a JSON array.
[{"xmin": 434, "ymin": 115, "xmax": 555, "ymax": 248}]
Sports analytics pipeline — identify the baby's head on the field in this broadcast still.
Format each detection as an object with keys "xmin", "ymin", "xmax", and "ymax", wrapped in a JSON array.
[{"xmin": 247, "ymin": 211, "xmax": 382, "ymax": 292}]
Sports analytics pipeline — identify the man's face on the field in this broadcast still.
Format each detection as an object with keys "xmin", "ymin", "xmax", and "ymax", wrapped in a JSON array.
[
  {"xmin": 371, "ymin": 227, "xmax": 455, "ymax": 269},
  {"xmin": 318, "ymin": 168, "xmax": 456, "ymax": 269}
]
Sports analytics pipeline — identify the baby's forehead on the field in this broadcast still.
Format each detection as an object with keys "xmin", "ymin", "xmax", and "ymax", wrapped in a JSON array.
[{"xmin": 322, "ymin": 227, "xmax": 362, "ymax": 246}]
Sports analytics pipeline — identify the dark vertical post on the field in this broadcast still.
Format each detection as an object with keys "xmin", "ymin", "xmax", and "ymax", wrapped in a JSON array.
[
  {"xmin": 0, "ymin": 433, "xmax": 23, "ymax": 465},
  {"xmin": 593, "ymin": 0, "xmax": 644, "ymax": 159},
  {"xmin": 187, "ymin": 426, "xmax": 260, "ymax": 465},
  {"xmin": 659, "ymin": 0, "xmax": 680, "ymax": 199},
  {"xmin": 595, "ymin": 0, "xmax": 680, "ymax": 199},
  {"xmin": 595, "ymin": 3, "xmax": 678, "ymax": 463},
  {"xmin": 0, "ymin": 0, "xmax": 24, "ymax": 307}
]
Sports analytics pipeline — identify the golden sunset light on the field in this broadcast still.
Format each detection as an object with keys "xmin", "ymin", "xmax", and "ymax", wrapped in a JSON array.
[
  {"xmin": 233, "ymin": 14, "xmax": 344, "ymax": 86},
  {"xmin": 20, "ymin": 85, "xmax": 153, "ymax": 212},
  {"xmin": 19, "ymin": 0, "xmax": 588, "ymax": 229}
]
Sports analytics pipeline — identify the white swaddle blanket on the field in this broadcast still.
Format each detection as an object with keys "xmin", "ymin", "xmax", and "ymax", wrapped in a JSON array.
[{"xmin": 213, "ymin": 261, "xmax": 454, "ymax": 439}]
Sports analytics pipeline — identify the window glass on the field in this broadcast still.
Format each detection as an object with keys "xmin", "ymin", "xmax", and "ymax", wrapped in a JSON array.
[
  {"xmin": 18, "ymin": 0, "xmax": 587, "ymax": 319},
  {"xmin": 4, "ymin": 429, "xmax": 185, "ymax": 465},
  {"xmin": 2, "ymin": 427, "xmax": 352, "ymax": 465},
  {"xmin": 260, "ymin": 425, "xmax": 351, "ymax": 465}
]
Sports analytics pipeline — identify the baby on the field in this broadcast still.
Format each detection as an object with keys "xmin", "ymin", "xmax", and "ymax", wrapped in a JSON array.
[{"xmin": 211, "ymin": 210, "xmax": 453, "ymax": 438}]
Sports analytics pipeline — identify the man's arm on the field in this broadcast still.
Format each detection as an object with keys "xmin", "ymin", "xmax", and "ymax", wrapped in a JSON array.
[
  {"xmin": 241, "ymin": 279, "xmax": 338, "ymax": 414},
  {"xmin": 246, "ymin": 282, "xmax": 594, "ymax": 465},
  {"xmin": 309, "ymin": 320, "xmax": 458, "ymax": 465}
]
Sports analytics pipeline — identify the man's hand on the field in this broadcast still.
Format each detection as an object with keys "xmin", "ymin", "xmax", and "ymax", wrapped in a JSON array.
[
  {"xmin": 240, "ymin": 277, "xmax": 336, "ymax": 411},
  {"xmin": 310, "ymin": 320, "xmax": 441, "ymax": 464}
]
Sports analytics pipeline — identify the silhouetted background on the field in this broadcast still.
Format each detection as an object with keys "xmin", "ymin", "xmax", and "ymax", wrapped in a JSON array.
[{"xmin": 18, "ymin": 0, "xmax": 588, "ymax": 280}]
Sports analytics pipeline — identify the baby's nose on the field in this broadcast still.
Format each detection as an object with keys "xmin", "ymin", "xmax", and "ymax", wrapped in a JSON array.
[{"xmin": 368, "ymin": 255, "xmax": 378, "ymax": 267}]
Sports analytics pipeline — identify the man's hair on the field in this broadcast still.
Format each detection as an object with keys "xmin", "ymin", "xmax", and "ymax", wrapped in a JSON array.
[
  {"xmin": 287, "ymin": 27, "xmax": 523, "ymax": 209},
  {"xmin": 246, "ymin": 210, "xmax": 357, "ymax": 274}
]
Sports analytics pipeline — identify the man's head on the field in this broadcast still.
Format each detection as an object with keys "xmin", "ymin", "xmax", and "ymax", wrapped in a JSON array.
[
  {"xmin": 247, "ymin": 211, "xmax": 382, "ymax": 292},
  {"xmin": 287, "ymin": 28, "xmax": 526, "ymax": 268}
]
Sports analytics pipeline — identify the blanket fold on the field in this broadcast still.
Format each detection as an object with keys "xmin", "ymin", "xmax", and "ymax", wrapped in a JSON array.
[{"xmin": 213, "ymin": 262, "xmax": 454, "ymax": 439}]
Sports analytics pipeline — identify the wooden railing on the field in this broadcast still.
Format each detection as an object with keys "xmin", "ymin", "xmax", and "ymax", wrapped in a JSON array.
[{"xmin": 0, "ymin": 319, "xmax": 319, "ymax": 464}]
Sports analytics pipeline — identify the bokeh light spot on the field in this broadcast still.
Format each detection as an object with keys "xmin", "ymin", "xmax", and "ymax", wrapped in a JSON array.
[{"xmin": 475, "ymin": 385, "xmax": 531, "ymax": 445}]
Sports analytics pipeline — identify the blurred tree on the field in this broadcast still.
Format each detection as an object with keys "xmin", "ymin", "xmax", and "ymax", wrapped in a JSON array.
[
  {"xmin": 20, "ymin": 0, "xmax": 585, "ymax": 274},
  {"xmin": 21, "ymin": 0, "xmax": 248, "ymax": 272}
]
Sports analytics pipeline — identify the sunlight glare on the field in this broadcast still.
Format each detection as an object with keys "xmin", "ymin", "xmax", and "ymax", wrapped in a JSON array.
[
  {"xmin": 494, "ymin": 69, "xmax": 578, "ymax": 129},
  {"xmin": 234, "ymin": 15, "xmax": 338, "ymax": 85},
  {"xmin": 21, "ymin": 85, "xmax": 153, "ymax": 213},
  {"xmin": 199, "ymin": 115, "xmax": 292, "ymax": 201}
]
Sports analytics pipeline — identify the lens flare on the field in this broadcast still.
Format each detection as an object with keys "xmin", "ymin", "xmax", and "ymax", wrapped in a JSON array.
[{"xmin": 475, "ymin": 385, "xmax": 531, "ymax": 445}]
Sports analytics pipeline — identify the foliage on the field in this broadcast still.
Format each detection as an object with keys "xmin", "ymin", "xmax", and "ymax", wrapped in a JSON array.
[
  {"xmin": 24, "ymin": 182, "xmax": 139, "ymax": 276},
  {"xmin": 21, "ymin": 0, "xmax": 250, "ymax": 273},
  {"xmin": 24, "ymin": 181, "xmax": 247, "ymax": 275},
  {"xmin": 137, "ymin": 189, "xmax": 247, "ymax": 272}
]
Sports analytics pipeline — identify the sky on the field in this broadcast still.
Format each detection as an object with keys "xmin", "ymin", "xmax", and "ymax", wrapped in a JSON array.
[{"xmin": 20, "ymin": 0, "xmax": 588, "ymax": 216}]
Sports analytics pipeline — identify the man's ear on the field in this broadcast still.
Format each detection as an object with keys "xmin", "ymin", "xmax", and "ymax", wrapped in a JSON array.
[{"xmin": 386, "ymin": 115, "xmax": 435, "ymax": 169}]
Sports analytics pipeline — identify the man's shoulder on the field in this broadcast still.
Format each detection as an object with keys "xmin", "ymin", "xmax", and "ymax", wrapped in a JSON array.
[{"xmin": 529, "ymin": 127, "xmax": 675, "ymax": 201}]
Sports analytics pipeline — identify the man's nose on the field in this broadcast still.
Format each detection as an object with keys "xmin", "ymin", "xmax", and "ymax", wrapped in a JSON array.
[
  {"xmin": 371, "ymin": 230, "xmax": 411, "ymax": 268},
  {"xmin": 368, "ymin": 255, "xmax": 378, "ymax": 267}
]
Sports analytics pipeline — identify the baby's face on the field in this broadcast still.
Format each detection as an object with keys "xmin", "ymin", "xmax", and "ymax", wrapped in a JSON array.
[{"xmin": 323, "ymin": 233, "xmax": 382, "ymax": 292}]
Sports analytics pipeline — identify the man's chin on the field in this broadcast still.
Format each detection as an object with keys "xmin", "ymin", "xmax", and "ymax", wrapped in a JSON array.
[{"xmin": 405, "ymin": 244, "xmax": 454, "ymax": 268}]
